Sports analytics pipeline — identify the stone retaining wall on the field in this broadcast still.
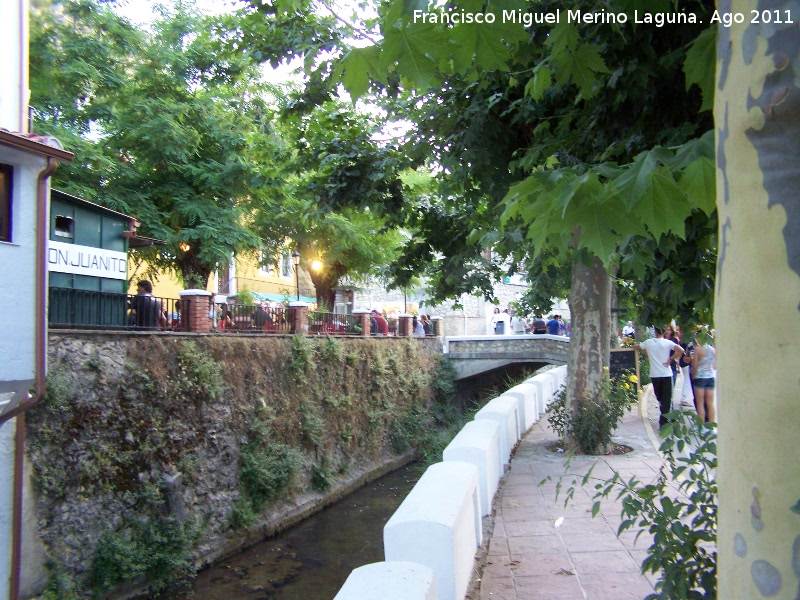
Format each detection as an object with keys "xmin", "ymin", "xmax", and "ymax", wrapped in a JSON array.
[{"xmin": 21, "ymin": 332, "xmax": 443, "ymax": 599}]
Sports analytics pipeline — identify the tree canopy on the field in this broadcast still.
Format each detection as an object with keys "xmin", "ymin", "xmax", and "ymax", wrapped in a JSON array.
[{"xmin": 31, "ymin": 0, "xmax": 406, "ymax": 292}]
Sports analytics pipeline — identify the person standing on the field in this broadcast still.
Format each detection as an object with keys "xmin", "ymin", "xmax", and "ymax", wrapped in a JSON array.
[
  {"xmin": 510, "ymin": 311, "xmax": 526, "ymax": 334},
  {"xmin": 130, "ymin": 279, "xmax": 165, "ymax": 329},
  {"xmin": 692, "ymin": 329, "xmax": 717, "ymax": 424},
  {"xmin": 622, "ymin": 320, "xmax": 635, "ymax": 338},
  {"xmin": 636, "ymin": 327, "xmax": 684, "ymax": 428},
  {"xmin": 412, "ymin": 315, "xmax": 425, "ymax": 337},
  {"xmin": 531, "ymin": 315, "xmax": 547, "ymax": 334},
  {"xmin": 493, "ymin": 308, "xmax": 510, "ymax": 335},
  {"xmin": 664, "ymin": 324, "xmax": 681, "ymax": 386},
  {"xmin": 371, "ymin": 310, "xmax": 389, "ymax": 336},
  {"xmin": 679, "ymin": 337, "xmax": 695, "ymax": 408},
  {"xmin": 421, "ymin": 314, "xmax": 433, "ymax": 335},
  {"xmin": 546, "ymin": 315, "xmax": 560, "ymax": 335}
]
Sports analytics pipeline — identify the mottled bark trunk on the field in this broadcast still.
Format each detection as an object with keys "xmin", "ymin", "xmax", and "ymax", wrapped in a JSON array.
[
  {"xmin": 716, "ymin": 3, "xmax": 800, "ymax": 597},
  {"xmin": 566, "ymin": 254, "xmax": 612, "ymax": 431}
]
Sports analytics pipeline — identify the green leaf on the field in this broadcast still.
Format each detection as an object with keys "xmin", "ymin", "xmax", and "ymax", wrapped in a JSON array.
[
  {"xmin": 545, "ymin": 18, "xmax": 578, "ymax": 53},
  {"xmin": 683, "ymin": 27, "xmax": 716, "ymax": 112},
  {"xmin": 341, "ymin": 46, "xmax": 384, "ymax": 99},
  {"xmin": 612, "ymin": 147, "xmax": 674, "ymax": 209},
  {"xmin": 638, "ymin": 172, "xmax": 694, "ymax": 240},
  {"xmin": 525, "ymin": 65, "xmax": 553, "ymax": 100},
  {"xmin": 592, "ymin": 501, "xmax": 601, "ymax": 517},
  {"xmin": 563, "ymin": 179, "xmax": 646, "ymax": 265},
  {"xmin": 552, "ymin": 43, "xmax": 610, "ymax": 98},
  {"xmin": 451, "ymin": 18, "xmax": 527, "ymax": 72},
  {"xmin": 678, "ymin": 157, "xmax": 716, "ymax": 215},
  {"xmin": 382, "ymin": 22, "xmax": 443, "ymax": 89}
]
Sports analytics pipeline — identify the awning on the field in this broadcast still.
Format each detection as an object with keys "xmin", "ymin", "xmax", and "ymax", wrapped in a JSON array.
[{"xmin": 248, "ymin": 291, "xmax": 317, "ymax": 305}]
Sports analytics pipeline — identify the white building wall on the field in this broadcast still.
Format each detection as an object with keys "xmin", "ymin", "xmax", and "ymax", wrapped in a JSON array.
[
  {"xmin": 350, "ymin": 279, "xmax": 561, "ymax": 336},
  {"xmin": 0, "ymin": 0, "xmax": 29, "ymax": 134},
  {"xmin": 0, "ymin": 146, "xmax": 44, "ymax": 400}
]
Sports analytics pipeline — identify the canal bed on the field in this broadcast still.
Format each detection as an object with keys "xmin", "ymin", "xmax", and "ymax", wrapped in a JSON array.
[{"xmin": 188, "ymin": 463, "xmax": 422, "ymax": 599}]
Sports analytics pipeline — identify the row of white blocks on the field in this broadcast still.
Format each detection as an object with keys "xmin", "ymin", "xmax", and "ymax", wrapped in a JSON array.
[{"xmin": 335, "ymin": 365, "xmax": 568, "ymax": 600}]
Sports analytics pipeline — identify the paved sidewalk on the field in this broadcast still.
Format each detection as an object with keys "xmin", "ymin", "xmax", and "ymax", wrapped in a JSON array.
[{"xmin": 475, "ymin": 388, "xmax": 666, "ymax": 600}]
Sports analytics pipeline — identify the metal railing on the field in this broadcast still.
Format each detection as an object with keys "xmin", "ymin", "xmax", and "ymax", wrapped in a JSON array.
[
  {"xmin": 214, "ymin": 303, "xmax": 292, "ymax": 334},
  {"xmin": 49, "ymin": 290, "xmax": 370, "ymax": 337},
  {"xmin": 49, "ymin": 287, "xmax": 189, "ymax": 331},
  {"xmin": 308, "ymin": 311, "xmax": 361, "ymax": 336}
]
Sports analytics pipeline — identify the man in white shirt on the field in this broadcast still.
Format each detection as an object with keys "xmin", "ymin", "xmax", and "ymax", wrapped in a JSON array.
[
  {"xmin": 510, "ymin": 312, "xmax": 526, "ymax": 334},
  {"xmin": 636, "ymin": 327, "xmax": 684, "ymax": 428}
]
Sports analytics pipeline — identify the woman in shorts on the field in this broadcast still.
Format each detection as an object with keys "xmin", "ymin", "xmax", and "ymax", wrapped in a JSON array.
[{"xmin": 691, "ymin": 329, "xmax": 716, "ymax": 424}]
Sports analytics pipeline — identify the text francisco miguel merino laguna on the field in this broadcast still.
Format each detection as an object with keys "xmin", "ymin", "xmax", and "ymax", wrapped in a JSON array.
[{"xmin": 413, "ymin": 9, "xmax": 700, "ymax": 27}]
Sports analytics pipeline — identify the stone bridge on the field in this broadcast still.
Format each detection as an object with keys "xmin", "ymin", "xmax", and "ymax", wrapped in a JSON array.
[{"xmin": 444, "ymin": 335, "xmax": 570, "ymax": 380}]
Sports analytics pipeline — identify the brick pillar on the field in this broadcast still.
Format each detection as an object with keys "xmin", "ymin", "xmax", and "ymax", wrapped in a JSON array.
[
  {"xmin": 353, "ymin": 310, "xmax": 371, "ymax": 337},
  {"xmin": 398, "ymin": 314, "xmax": 412, "ymax": 337},
  {"xmin": 289, "ymin": 302, "xmax": 309, "ymax": 334},
  {"xmin": 430, "ymin": 316, "xmax": 443, "ymax": 337},
  {"xmin": 179, "ymin": 289, "xmax": 212, "ymax": 333}
]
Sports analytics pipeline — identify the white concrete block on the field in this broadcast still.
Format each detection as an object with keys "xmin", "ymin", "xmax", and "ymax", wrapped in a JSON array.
[
  {"xmin": 502, "ymin": 382, "xmax": 540, "ymax": 430},
  {"xmin": 443, "ymin": 420, "xmax": 502, "ymax": 517},
  {"xmin": 529, "ymin": 373, "xmax": 556, "ymax": 412},
  {"xmin": 384, "ymin": 462, "xmax": 482, "ymax": 600},
  {"xmin": 554, "ymin": 364, "xmax": 568, "ymax": 382},
  {"xmin": 546, "ymin": 365, "xmax": 568, "ymax": 391},
  {"xmin": 333, "ymin": 561, "xmax": 437, "ymax": 600},
  {"xmin": 474, "ymin": 395, "xmax": 520, "ymax": 465}
]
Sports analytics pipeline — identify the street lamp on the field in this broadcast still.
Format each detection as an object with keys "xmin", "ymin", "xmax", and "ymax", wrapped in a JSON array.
[{"xmin": 292, "ymin": 250, "xmax": 301, "ymax": 301}]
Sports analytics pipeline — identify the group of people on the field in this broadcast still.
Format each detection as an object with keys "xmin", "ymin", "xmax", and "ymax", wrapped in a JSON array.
[
  {"xmin": 636, "ymin": 323, "xmax": 716, "ymax": 428},
  {"xmin": 491, "ymin": 308, "xmax": 569, "ymax": 336},
  {"xmin": 369, "ymin": 310, "xmax": 432, "ymax": 337}
]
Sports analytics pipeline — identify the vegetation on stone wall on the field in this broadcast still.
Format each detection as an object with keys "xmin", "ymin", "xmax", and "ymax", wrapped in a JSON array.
[{"xmin": 26, "ymin": 334, "xmax": 457, "ymax": 599}]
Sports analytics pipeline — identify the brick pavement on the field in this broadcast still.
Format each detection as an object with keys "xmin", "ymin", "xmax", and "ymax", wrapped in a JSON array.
[{"xmin": 474, "ymin": 385, "xmax": 669, "ymax": 600}]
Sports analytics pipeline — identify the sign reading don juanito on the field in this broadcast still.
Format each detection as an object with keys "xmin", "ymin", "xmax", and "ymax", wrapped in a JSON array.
[{"xmin": 48, "ymin": 240, "xmax": 128, "ymax": 280}]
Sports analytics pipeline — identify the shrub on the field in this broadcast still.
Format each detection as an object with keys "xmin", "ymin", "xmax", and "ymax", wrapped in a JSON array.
[
  {"xmin": 239, "ymin": 442, "xmax": 304, "ymax": 512},
  {"xmin": 87, "ymin": 516, "xmax": 199, "ymax": 598},
  {"xmin": 310, "ymin": 459, "xmax": 335, "ymax": 492},
  {"xmin": 546, "ymin": 369, "xmax": 638, "ymax": 454},
  {"xmin": 176, "ymin": 340, "xmax": 223, "ymax": 400},
  {"xmin": 289, "ymin": 335, "xmax": 314, "ymax": 378}
]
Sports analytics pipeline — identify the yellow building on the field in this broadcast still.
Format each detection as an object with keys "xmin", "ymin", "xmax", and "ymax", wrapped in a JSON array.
[{"xmin": 128, "ymin": 248, "xmax": 315, "ymax": 304}]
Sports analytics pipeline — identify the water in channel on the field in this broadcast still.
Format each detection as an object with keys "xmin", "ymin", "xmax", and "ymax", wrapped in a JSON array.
[{"xmin": 188, "ymin": 463, "xmax": 421, "ymax": 599}]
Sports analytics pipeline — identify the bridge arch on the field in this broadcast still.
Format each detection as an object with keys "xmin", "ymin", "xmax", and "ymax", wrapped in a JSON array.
[{"xmin": 445, "ymin": 335, "xmax": 569, "ymax": 380}]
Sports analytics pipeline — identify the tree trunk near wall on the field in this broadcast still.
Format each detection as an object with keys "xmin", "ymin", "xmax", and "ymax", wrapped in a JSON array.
[
  {"xmin": 716, "ymin": 3, "xmax": 800, "ymax": 597},
  {"xmin": 309, "ymin": 267, "xmax": 341, "ymax": 310},
  {"xmin": 566, "ymin": 253, "xmax": 612, "ymax": 450}
]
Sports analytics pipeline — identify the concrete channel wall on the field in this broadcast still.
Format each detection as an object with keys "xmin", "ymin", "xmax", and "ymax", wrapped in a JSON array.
[{"xmin": 334, "ymin": 365, "xmax": 568, "ymax": 600}]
